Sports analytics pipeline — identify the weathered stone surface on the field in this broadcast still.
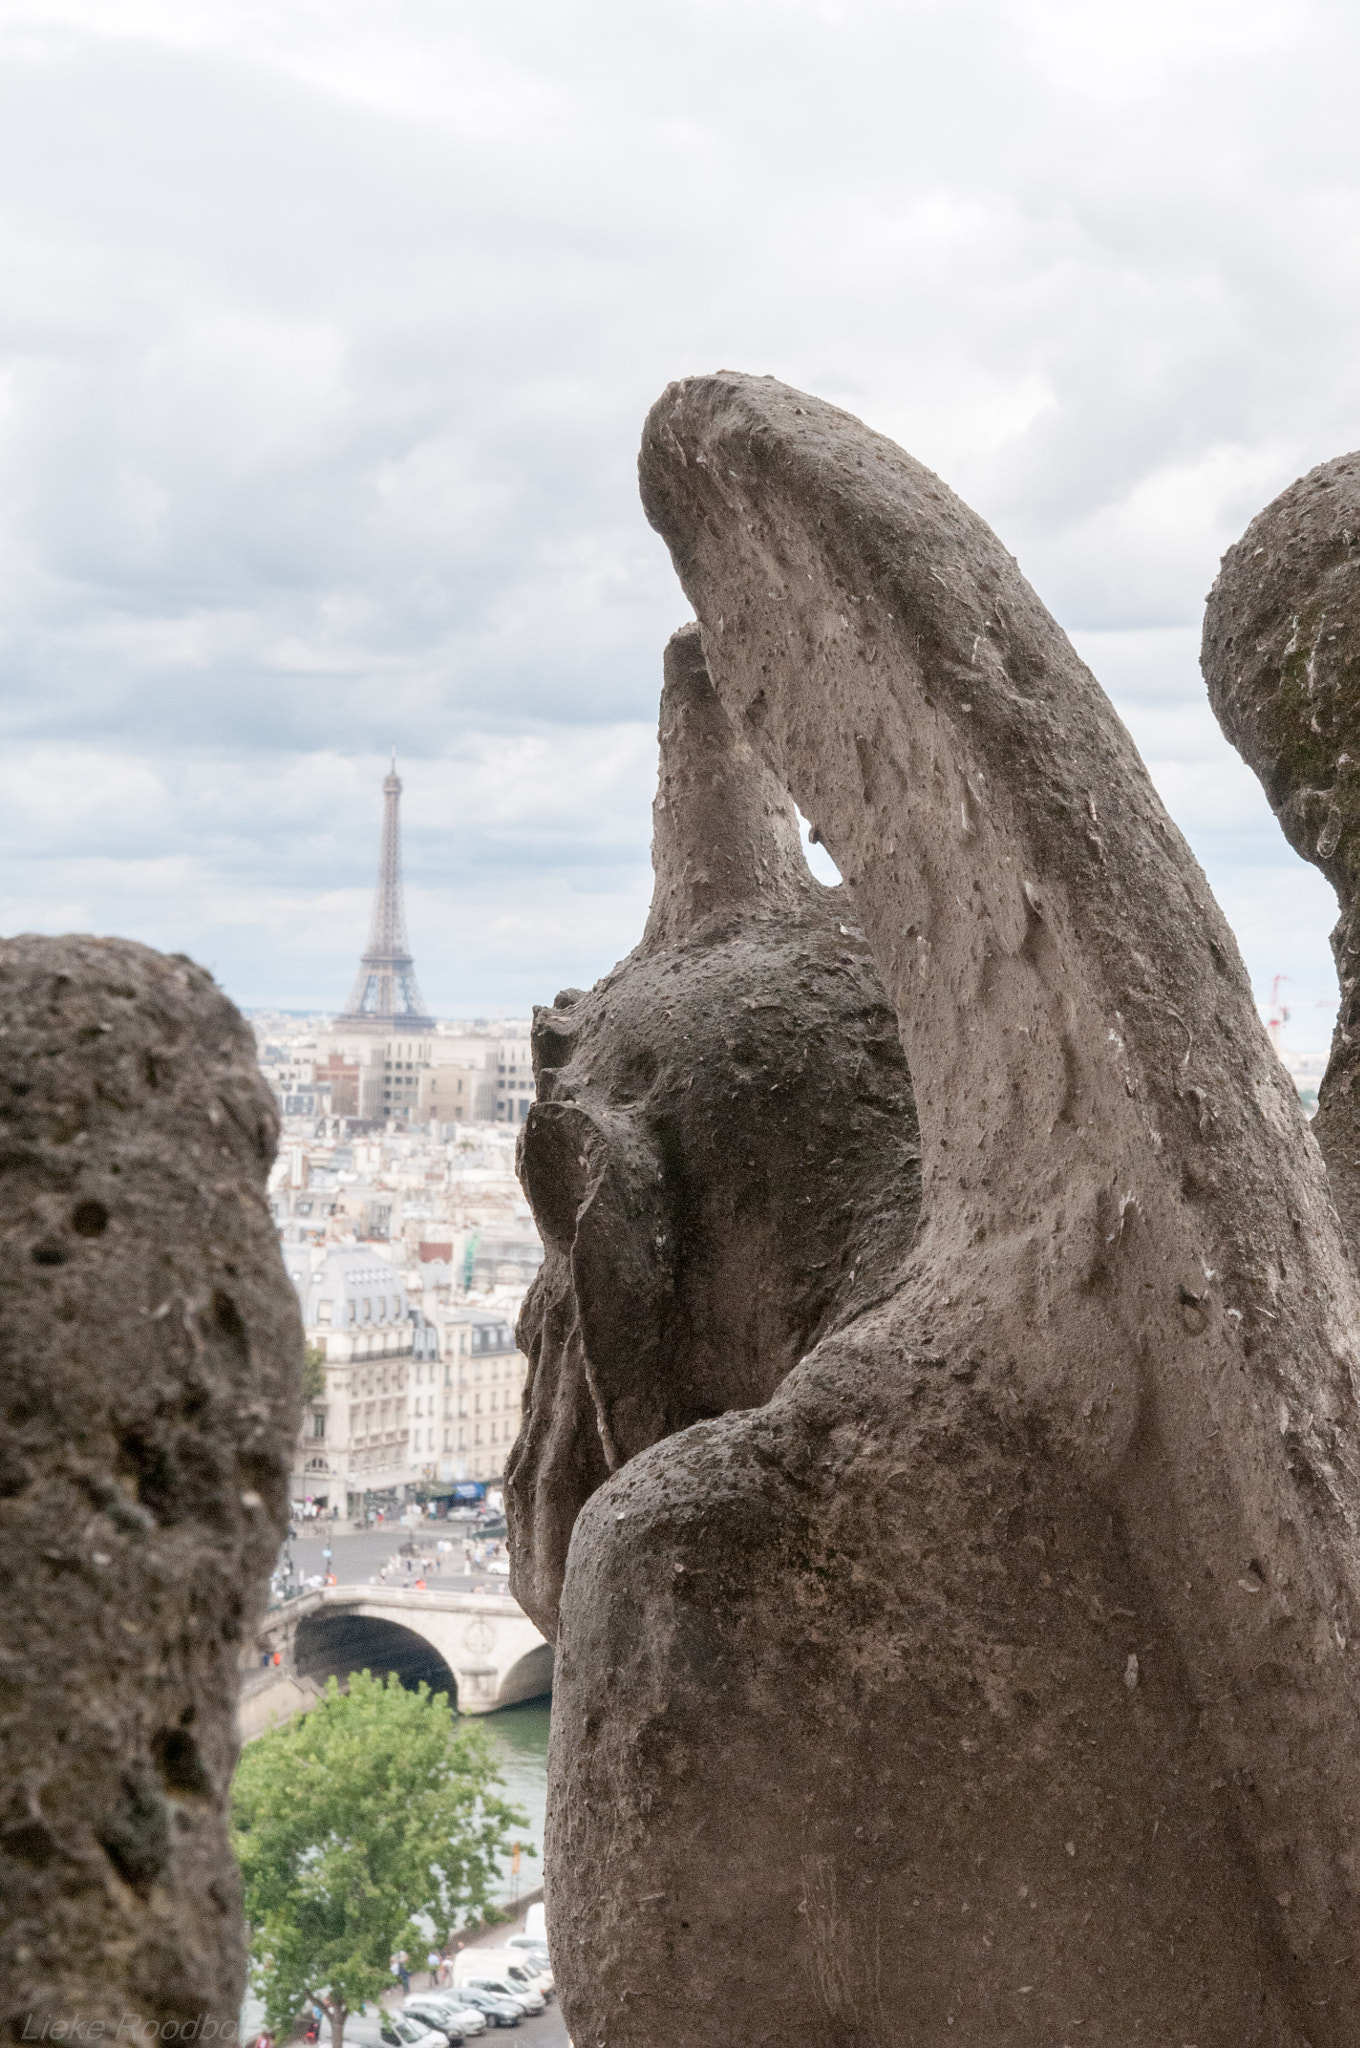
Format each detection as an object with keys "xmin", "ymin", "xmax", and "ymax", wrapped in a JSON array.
[
  {"xmin": 535, "ymin": 375, "xmax": 1360, "ymax": 2047},
  {"xmin": 1202, "ymin": 452, "xmax": 1360, "ymax": 1253},
  {"xmin": 0, "ymin": 937, "xmax": 300, "ymax": 2037},
  {"xmin": 508, "ymin": 623, "xmax": 920, "ymax": 1637}
]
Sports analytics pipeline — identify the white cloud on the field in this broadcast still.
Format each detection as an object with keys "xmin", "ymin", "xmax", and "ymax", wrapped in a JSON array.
[
  {"xmin": 0, "ymin": 0, "xmax": 1354, "ymax": 1047},
  {"xmin": 0, "ymin": 728, "xmax": 659, "ymax": 1013}
]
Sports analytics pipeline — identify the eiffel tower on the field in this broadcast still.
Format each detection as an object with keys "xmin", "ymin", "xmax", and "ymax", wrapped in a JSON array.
[{"xmin": 335, "ymin": 757, "xmax": 435, "ymax": 1030}]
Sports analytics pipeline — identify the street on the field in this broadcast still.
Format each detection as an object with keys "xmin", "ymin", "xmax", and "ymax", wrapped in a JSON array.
[{"xmin": 282, "ymin": 1523, "xmax": 510, "ymax": 1596}]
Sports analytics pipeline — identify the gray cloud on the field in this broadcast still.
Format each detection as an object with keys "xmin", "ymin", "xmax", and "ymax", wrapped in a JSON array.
[{"xmin": 0, "ymin": 0, "xmax": 1354, "ymax": 1039}]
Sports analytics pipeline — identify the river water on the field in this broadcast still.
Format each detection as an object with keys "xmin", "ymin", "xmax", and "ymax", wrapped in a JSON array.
[{"xmin": 477, "ymin": 1698, "xmax": 550, "ymax": 1909}]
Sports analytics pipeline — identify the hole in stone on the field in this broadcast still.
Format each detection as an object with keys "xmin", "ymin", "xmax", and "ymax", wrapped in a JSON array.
[
  {"xmin": 796, "ymin": 808, "xmax": 843, "ymax": 885},
  {"xmin": 2, "ymin": 1819, "xmax": 57, "ymax": 1869},
  {"xmin": 237, "ymin": 1452, "xmax": 278, "ymax": 1499},
  {"xmin": 99, "ymin": 1769, "xmax": 170, "ymax": 1895},
  {"xmin": 152, "ymin": 1725, "xmax": 211, "ymax": 1798},
  {"xmin": 211, "ymin": 1290, "xmax": 249, "ymax": 1364},
  {"xmin": 71, "ymin": 1199, "xmax": 109, "ymax": 1238},
  {"xmin": 117, "ymin": 1432, "xmax": 174, "ymax": 1521},
  {"xmin": 30, "ymin": 1242, "xmax": 67, "ymax": 1266}
]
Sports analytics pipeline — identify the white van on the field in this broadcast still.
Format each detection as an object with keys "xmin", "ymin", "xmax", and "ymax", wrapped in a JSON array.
[
  {"xmin": 451, "ymin": 1954, "xmax": 547, "ymax": 2014},
  {"xmin": 524, "ymin": 1903, "xmax": 546, "ymax": 1943},
  {"xmin": 503, "ymin": 1935, "xmax": 552, "ymax": 1986}
]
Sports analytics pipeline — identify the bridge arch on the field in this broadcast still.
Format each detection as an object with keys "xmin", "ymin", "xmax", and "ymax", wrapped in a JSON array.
[
  {"xmin": 294, "ymin": 1609, "xmax": 459, "ymax": 1703},
  {"xmin": 498, "ymin": 1642, "xmax": 554, "ymax": 1708},
  {"xmin": 264, "ymin": 1589, "xmax": 554, "ymax": 1718}
]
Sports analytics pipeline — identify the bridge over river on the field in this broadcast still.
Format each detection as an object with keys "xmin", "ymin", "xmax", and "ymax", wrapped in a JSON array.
[{"xmin": 243, "ymin": 1583, "xmax": 553, "ymax": 1736}]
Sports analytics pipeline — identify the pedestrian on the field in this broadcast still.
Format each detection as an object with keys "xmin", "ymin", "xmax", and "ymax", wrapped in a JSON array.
[
  {"xmin": 426, "ymin": 1947, "xmax": 440, "ymax": 1984},
  {"xmin": 397, "ymin": 1949, "xmax": 411, "ymax": 1993}
]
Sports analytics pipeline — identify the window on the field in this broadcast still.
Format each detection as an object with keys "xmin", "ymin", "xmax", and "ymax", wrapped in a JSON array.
[
  {"xmin": 317, "ymin": 1301, "xmax": 332, "ymax": 1325},
  {"xmin": 312, "ymin": 1412, "xmax": 326, "ymax": 1438}
]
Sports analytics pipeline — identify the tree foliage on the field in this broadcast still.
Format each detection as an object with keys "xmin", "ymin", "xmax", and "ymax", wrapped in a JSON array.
[
  {"xmin": 232, "ymin": 1672, "xmax": 530, "ymax": 2043},
  {"xmin": 301, "ymin": 1343, "xmax": 327, "ymax": 1403}
]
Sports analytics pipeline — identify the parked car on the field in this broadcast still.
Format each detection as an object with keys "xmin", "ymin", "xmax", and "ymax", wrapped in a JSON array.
[
  {"xmin": 379, "ymin": 2020, "xmax": 446, "ymax": 2048},
  {"xmin": 404, "ymin": 1994, "xmax": 487, "ymax": 2038},
  {"xmin": 387, "ymin": 2020, "xmax": 465, "ymax": 2048},
  {"xmin": 458, "ymin": 1978, "xmax": 544, "ymax": 2019},
  {"xmin": 401, "ymin": 1994, "xmax": 487, "ymax": 2039},
  {"xmin": 438, "ymin": 1990, "xmax": 521, "ymax": 2030}
]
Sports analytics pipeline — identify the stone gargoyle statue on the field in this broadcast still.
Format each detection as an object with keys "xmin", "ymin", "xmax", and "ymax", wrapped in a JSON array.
[{"xmin": 508, "ymin": 375, "xmax": 1360, "ymax": 2048}]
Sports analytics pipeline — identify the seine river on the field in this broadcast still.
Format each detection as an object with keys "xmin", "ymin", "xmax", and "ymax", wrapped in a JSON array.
[{"xmin": 478, "ymin": 1697, "xmax": 550, "ymax": 1908}]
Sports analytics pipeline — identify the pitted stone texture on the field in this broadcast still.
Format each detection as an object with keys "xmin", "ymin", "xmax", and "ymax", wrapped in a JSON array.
[
  {"xmin": 1202, "ymin": 452, "xmax": 1360, "ymax": 1252},
  {"xmin": 538, "ymin": 377, "xmax": 1360, "ymax": 2048},
  {"xmin": 508, "ymin": 625, "xmax": 920, "ymax": 1638},
  {"xmin": 0, "ymin": 937, "xmax": 300, "ymax": 2038}
]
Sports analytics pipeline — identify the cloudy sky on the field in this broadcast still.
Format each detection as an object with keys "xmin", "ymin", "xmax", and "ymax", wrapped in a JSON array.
[{"xmin": 1, "ymin": 0, "xmax": 1356, "ymax": 1047}]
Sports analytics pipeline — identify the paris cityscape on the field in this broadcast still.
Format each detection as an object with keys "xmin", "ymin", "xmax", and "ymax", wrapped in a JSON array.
[
  {"xmin": 260, "ymin": 764, "xmax": 543, "ymax": 1523},
  {"xmin": 242, "ymin": 759, "xmax": 562, "ymax": 2041},
  {"xmin": 11, "ymin": 7, "xmax": 1360, "ymax": 2048}
]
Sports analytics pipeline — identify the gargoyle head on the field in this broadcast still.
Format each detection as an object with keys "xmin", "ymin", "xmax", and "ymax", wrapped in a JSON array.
[{"xmin": 507, "ymin": 623, "xmax": 920, "ymax": 1635}]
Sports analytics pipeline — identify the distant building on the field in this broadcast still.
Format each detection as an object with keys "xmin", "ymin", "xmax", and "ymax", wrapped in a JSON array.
[
  {"xmin": 435, "ymin": 1307, "xmax": 529, "ymax": 1485},
  {"xmin": 287, "ymin": 1244, "xmax": 439, "ymax": 1513},
  {"xmin": 463, "ymin": 1230, "xmax": 543, "ymax": 1291},
  {"xmin": 315, "ymin": 1050, "xmax": 360, "ymax": 1117}
]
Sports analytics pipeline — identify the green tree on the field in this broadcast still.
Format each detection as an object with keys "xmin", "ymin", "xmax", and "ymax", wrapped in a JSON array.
[
  {"xmin": 232, "ymin": 1672, "xmax": 530, "ymax": 2048},
  {"xmin": 301, "ymin": 1343, "xmax": 327, "ymax": 1403}
]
